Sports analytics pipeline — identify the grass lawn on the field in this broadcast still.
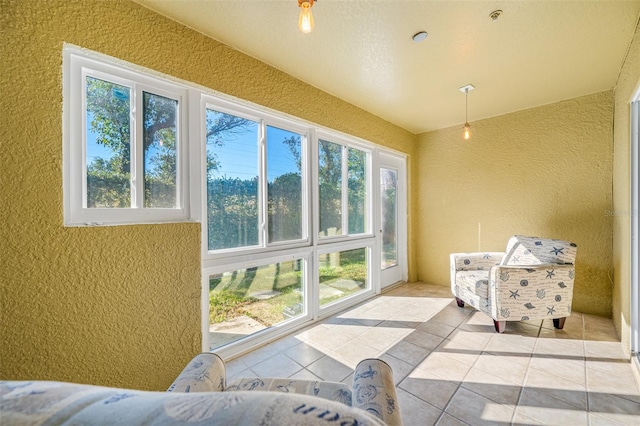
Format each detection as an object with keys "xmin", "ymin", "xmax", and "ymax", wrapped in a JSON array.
[{"xmin": 209, "ymin": 249, "xmax": 367, "ymax": 327}]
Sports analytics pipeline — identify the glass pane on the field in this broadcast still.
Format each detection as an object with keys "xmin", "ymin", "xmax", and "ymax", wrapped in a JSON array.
[
  {"xmin": 318, "ymin": 140, "xmax": 342, "ymax": 237},
  {"xmin": 208, "ymin": 259, "xmax": 305, "ymax": 350},
  {"xmin": 85, "ymin": 76, "xmax": 131, "ymax": 207},
  {"xmin": 381, "ymin": 168, "xmax": 398, "ymax": 269},
  {"xmin": 348, "ymin": 148, "xmax": 366, "ymax": 234},
  {"xmin": 205, "ymin": 109, "xmax": 260, "ymax": 250},
  {"xmin": 267, "ymin": 126, "xmax": 302, "ymax": 243},
  {"xmin": 143, "ymin": 92, "xmax": 178, "ymax": 208},
  {"xmin": 319, "ymin": 248, "xmax": 368, "ymax": 308}
]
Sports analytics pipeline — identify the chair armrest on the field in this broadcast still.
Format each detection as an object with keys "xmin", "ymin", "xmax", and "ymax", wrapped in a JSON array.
[
  {"xmin": 450, "ymin": 252, "xmax": 505, "ymax": 272},
  {"xmin": 450, "ymin": 252, "xmax": 505, "ymax": 294},
  {"xmin": 167, "ymin": 353, "xmax": 225, "ymax": 393},
  {"xmin": 352, "ymin": 358, "xmax": 403, "ymax": 426},
  {"xmin": 488, "ymin": 264, "xmax": 576, "ymax": 320}
]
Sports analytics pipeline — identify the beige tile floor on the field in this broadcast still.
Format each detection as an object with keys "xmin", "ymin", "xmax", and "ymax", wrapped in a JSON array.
[{"xmin": 227, "ymin": 282, "xmax": 640, "ymax": 425}]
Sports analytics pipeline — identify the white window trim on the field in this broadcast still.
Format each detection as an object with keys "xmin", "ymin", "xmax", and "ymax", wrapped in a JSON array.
[
  {"xmin": 201, "ymin": 248, "xmax": 314, "ymax": 357},
  {"xmin": 201, "ymin": 96, "xmax": 313, "ymax": 258},
  {"xmin": 63, "ymin": 46, "xmax": 190, "ymax": 226},
  {"xmin": 315, "ymin": 129, "xmax": 375, "ymax": 243},
  {"xmin": 316, "ymin": 238, "xmax": 377, "ymax": 318}
]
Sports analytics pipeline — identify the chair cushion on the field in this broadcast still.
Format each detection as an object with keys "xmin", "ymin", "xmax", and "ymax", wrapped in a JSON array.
[
  {"xmin": 502, "ymin": 235, "xmax": 577, "ymax": 266},
  {"xmin": 455, "ymin": 270, "xmax": 489, "ymax": 299},
  {"xmin": 0, "ymin": 381, "xmax": 384, "ymax": 426},
  {"xmin": 225, "ymin": 377, "xmax": 352, "ymax": 406}
]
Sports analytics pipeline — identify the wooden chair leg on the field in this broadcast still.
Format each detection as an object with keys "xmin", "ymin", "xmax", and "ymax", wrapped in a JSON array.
[
  {"xmin": 553, "ymin": 317, "xmax": 566, "ymax": 329},
  {"xmin": 493, "ymin": 320, "xmax": 506, "ymax": 333},
  {"xmin": 455, "ymin": 297, "xmax": 465, "ymax": 308}
]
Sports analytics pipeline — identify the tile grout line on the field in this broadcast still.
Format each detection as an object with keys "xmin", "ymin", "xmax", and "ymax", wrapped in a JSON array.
[
  {"xmin": 510, "ymin": 321, "xmax": 541, "ymax": 424},
  {"xmin": 438, "ymin": 321, "xmax": 469, "ymax": 425}
]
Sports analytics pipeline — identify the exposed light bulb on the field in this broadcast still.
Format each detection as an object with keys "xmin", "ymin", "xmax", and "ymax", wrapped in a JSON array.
[
  {"xmin": 459, "ymin": 85, "xmax": 474, "ymax": 140},
  {"xmin": 298, "ymin": 1, "xmax": 314, "ymax": 33}
]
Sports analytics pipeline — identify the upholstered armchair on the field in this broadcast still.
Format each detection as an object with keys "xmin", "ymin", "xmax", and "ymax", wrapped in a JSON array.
[
  {"xmin": 1, "ymin": 354, "xmax": 401, "ymax": 425},
  {"xmin": 169, "ymin": 353, "xmax": 403, "ymax": 426},
  {"xmin": 450, "ymin": 235, "xmax": 577, "ymax": 333}
]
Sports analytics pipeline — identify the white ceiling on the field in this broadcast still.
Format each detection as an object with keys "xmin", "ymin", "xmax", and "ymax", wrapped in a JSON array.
[{"xmin": 135, "ymin": 0, "xmax": 640, "ymax": 134}]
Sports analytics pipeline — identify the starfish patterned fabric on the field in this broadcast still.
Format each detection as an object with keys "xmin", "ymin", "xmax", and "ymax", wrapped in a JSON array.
[
  {"xmin": 450, "ymin": 236, "xmax": 577, "ymax": 326},
  {"xmin": 502, "ymin": 235, "xmax": 577, "ymax": 266},
  {"xmin": 1, "ymin": 355, "xmax": 401, "ymax": 426}
]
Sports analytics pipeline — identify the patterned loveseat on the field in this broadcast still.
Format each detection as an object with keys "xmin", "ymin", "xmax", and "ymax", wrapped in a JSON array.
[
  {"xmin": 1, "ymin": 353, "xmax": 402, "ymax": 425},
  {"xmin": 450, "ymin": 235, "xmax": 577, "ymax": 332}
]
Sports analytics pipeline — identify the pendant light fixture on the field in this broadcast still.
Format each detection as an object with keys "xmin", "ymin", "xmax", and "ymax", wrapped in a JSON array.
[
  {"xmin": 298, "ymin": 0, "xmax": 315, "ymax": 33},
  {"xmin": 459, "ymin": 84, "xmax": 475, "ymax": 140}
]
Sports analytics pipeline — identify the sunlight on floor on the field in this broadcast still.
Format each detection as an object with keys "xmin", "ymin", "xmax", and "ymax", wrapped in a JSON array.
[{"xmin": 226, "ymin": 282, "xmax": 640, "ymax": 425}]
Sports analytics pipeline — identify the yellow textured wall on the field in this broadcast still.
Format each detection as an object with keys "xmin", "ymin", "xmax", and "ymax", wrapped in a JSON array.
[
  {"xmin": 612, "ymin": 19, "xmax": 640, "ymax": 355},
  {"xmin": 0, "ymin": 0, "xmax": 415, "ymax": 389},
  {"xmin": 414, "ymin": 91, "xmax": 614, "ymax": 317}
]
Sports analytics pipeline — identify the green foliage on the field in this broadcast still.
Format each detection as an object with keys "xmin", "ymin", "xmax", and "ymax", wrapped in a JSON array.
[
  {"xmin": 318, "ymin": 140, "xmax": 342, "ymax": 234},
  {"xmin": 317, "ymin": 141, "xmax": 367, "ymax": 235},
  {"xmin": 209, "ymin": 290, "xmax": 258, "ymax": 324},
  {"xmin": 207, "ymin": 176, "xmax": 260, "ymax": 250},
  {"xmin": 209, "ymin": 262, "xmax": 304, "ymax": 326},
  {"xmin": 87, "ymin": 157, "xmax": 130, "ymax": 207},
  {"xmin": 86, "ymin": 77, "xmax": 131, "ymax": 173},
  {"xmin": 268, "ymin": 172, "xmax": 302, "ymax": 243},
  {"xmin": 347, "ymin": 148, "xmax": 366, "ymax": 234},
  {"xmin": 85, "ymin": 82, "xmax": 256, "ymax": 209}
]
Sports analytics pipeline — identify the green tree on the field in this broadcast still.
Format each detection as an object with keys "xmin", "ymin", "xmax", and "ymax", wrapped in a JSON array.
[
  {"xmin": 318, "ymin": 140, "xmax": 342, "ymax": 235},
  {"xmin": 268, "ymin": 172, "xmax": 302, "ymax": 242},
  {"xmin": 86, "ymin": 79, "xmax": 254, "ymax": 209},
  {"xmin": 207, "ymin": 176, "xmax": 259, "ymax": 250}
]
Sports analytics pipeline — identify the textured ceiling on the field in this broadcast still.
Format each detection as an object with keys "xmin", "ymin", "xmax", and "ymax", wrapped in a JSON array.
[{"xmin": 134, "ymin": 0, "xmax": 640, "ymax": 134}]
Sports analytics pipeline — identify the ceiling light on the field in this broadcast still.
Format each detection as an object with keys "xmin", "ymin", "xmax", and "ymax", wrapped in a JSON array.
[
  {"xmin": 298, "ymin": 0, "xmax": 315, "ymax": 34},
  {"xmin": 412, "ymin": 31, "xmax": 428, "ymax": 43},
  {"xmin": 459, "ymin": 84, "xmax": 475, "ymax": 140}
]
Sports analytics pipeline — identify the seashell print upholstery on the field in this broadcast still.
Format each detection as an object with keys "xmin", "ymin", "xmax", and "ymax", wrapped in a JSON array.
[
  {"xmin": 0, "ymin": 381, "xmax": 388, "ymax": 426},
  {"xmin": 1, "ymin": 354, "xmax": 401, "ymax": 426},
  {"xmin": 450, "ymin": 236, "xmax": 577, "ymax": 333},
  {"xmin": 502, "ymin": 235, "xmax": 578, "ymax": 266},
  {"xmin": 170, "ymin": 353, "xmax": 403, "ymax": 425}
]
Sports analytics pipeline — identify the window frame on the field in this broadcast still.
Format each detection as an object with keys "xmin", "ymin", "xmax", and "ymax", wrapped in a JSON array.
[
  {"xmin": 202, "ymin": 248, "xmax": 313, "ymax": 357},
  {"xmin": 315, "ymin": 130, "xmax": 374, "ymax": 244},
  {"xmin": 316, "ymin": 239, "xmax": 375, "ymax": 317},
  {"xmin": 62, "ymin": 46, "xmax": 406, "ymax": 358},
  {"xmin": 202, "ymin": 96, "xmax": 312, "ymax": 259},
  {"xmin": 63, "ymin": 46, "xmax": 190, "ymax": 226}
]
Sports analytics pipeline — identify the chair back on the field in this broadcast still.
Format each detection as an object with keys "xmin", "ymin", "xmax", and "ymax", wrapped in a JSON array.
[{"xmin": 502, "ymin": 235, "xmax": 577, "ymax": 265}]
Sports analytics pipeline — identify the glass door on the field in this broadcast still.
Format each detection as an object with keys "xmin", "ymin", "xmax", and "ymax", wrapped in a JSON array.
[{"xmin": 379, "ymin": 152, "xmax": 407, "ymax": 288}]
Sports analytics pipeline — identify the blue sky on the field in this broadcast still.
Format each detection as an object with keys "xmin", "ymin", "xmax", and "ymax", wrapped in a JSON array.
[
  {"xmin": 87, "ymin": 113, "xmax": 300, "ymax": 181},
  {"xmin": 206, "ymin": 115, "xmax": 301, "ymax": 182}
]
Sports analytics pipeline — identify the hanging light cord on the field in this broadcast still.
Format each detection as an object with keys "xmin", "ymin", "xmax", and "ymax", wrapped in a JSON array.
[{"xmin": 465, "ymin": 89, "xmax": 469, "ymax": 123}]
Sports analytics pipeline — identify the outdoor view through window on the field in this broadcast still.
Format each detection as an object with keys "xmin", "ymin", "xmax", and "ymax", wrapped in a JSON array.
[
  {"xmin": 85, "ymin": 76, "xmax": 178, "ymax": 208},
  {"xmin": 205, "ymin": 108, "xmax": 371, "ymax": 350}
]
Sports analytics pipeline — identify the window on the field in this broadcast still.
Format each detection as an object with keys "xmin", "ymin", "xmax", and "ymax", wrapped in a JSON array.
[
  {"xmin": 208, "ymin": 257, "xmax": 306, "ymax": 350},
  {"xmin": 64, "ymin": 46, "xmax": 406, "ymax": 357},
  {"xmin": 204, "ymin": 102, "xmax": 308, "ymax": 253},
  {"xmin": 318, "ymin": 138, "xmax": 370, "ymax": 238},
  {"xmin": 267, "ymin": 125, "xmax": 303, "ymax": 243},
  {"xmin": 64, "ymin": 47, "xmax": 188, "ymax": 226},
  {"xmin": 205, "ymin": 108, "xmax": 260, "ymax": 250},
  {"xmin": 318, "ymin": 247, "xmax": 369, "ymax": 308}
]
